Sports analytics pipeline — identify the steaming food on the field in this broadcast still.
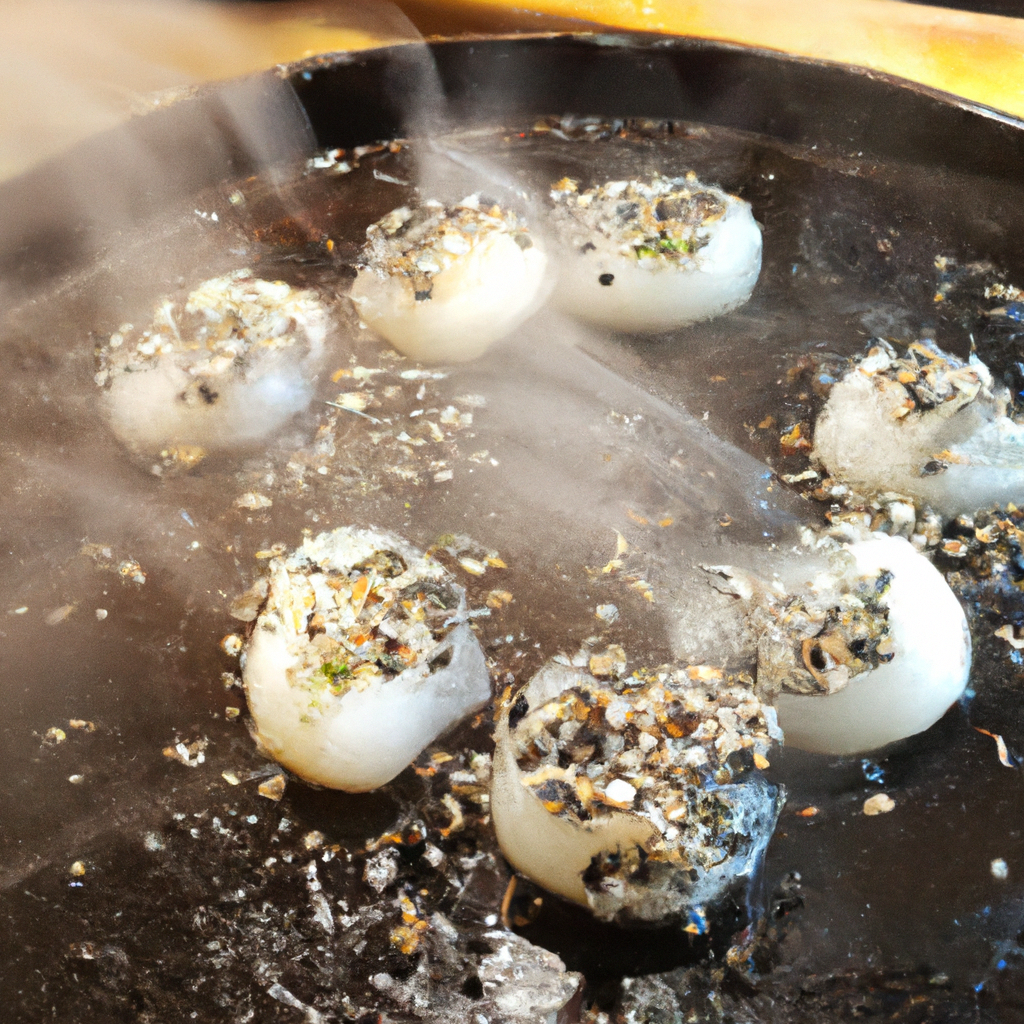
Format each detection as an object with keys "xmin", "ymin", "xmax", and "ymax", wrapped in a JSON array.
[
  {"xmin": 491, "ymin": 660, "xmax": 783, "ymax": 926},
  {"xmin": 722, "ymin": 533, "xmax": 971, "ymax": 755},
  {"xmin": 349, "ymin": 195, "xmax": 548, "ymax": 363},
  {"xmin": 548, "ymin": 174, "xmax": 762, "ymax": 332},
  {"xmin": 812, "ymin": 339, "xmax": 1024, "ymax": 517},
  {"xmin": 237, "ymin": 527, "xmax": 490, "ymax": 792},
  {"xmin": 95, "ymin": 270, "xmax": 329, "ymax": 464}
]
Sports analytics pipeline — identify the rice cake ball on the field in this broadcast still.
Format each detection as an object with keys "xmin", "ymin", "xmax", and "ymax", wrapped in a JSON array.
[
  {"xmin": 238, "ymin": 527, "xmax": 490, "ymax": 792},
  {"xmin": 548, "ymin": 174, "xmax": 761, "ymax": 332},
  {"xmin": 350, "ymin": 196, "xmax": 547, "ymax": 363}
]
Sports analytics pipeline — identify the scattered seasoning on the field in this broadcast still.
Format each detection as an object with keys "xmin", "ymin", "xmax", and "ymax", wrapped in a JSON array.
[
  {"xmin": 44, "ymin": 604, "xmax": 76, "ymax": 626},
  {"xmin": 740, "ymin": 559, "xmax": 894, "ymax": 700},
  {"xmin": 863, "ymin": 793, "xmax": 896, "ymax": 815},
  {"xmin": 995, "ymin": 624, "xmax": 1024, "ymax": 650},
  {"xmin": 234, "ymin": 492, "xmax": 273, "ymax": 510},
  {"xmin": 356, "ymin": 195, "xmax": 536, "ymax": 300},
  {"xmin": 162, "ymin": 737, "xmax": 208, "ymax": 768},
  {"xmin": 974, "ymin": 727, "xmax": 1017, "ymax": 768},
  {"xmin": 258, "ymin": 775, "xmax": 287, "ymax": 801},
  {"xmin": 550, "ymin": 174, "xmax": 725, "ymax": 265},
  {"xmin": 221, "ymin": 634, "xmax": 243, "ymax": 657},
  {"xmin": 95, "ymin": 271, "xmax": 327, "ymax": 391},
  {"xmin": 69, "ymin": 861, "xmax": 86, "ymax": 877}
]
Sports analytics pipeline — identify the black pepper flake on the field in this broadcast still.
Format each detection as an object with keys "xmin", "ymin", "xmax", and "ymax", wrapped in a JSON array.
[
  {"xmin": 509, "ymin": 693, "xmax": 530, "ymax": 729},
  {"xmin": 921, "ymin": 460, "xmax": 948, "ymax": 476},
  {"xmin": 599, "ymin": 273, "xmax": 615, "ymax": 287},
  {"xmin": 579, "ymin": 241, "xmax": 597, "ymax": 254},
  {"xmin": 414, "ymin": 288, "xmax": 433, "ymax": 302}
]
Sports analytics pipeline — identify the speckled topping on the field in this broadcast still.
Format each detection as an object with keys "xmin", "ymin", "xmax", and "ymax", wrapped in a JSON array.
[
  {"xmin": 242, "ymin": 528, "xmax": 464, "ymax": 702},
  {"xmin": 357, "ymin": 196, "xmax": 536, "ymax": 300},
  {"xmin": 549, "ymin": 174, "xmax": 727, "ymax": 266},
  {"xmin": 848, "ymin": 339, "xmax": 997, "ymax": 422},
  {"xmin": 510, "ymin": 665, "xmax": 777, "ymax": 845},
  {"xmin": 94, "ymin": 269, "xmax": 328, "ymax": 386},
  {"xmin": 754, "ymin": 566, "xmax": 894, "ymax": 699}
]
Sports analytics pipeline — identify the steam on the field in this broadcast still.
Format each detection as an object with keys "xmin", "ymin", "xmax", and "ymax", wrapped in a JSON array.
[{"xmin": 0, "ymin": 0, "xmax": 422, "ymax": 180}]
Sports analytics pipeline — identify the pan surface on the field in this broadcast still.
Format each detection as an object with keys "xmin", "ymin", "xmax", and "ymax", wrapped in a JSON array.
[{"xmin": 3, "ymin": 34, "xmax": 1024, "ymax": 1022}]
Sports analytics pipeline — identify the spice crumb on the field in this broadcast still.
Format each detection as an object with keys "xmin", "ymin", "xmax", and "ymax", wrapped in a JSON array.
[{"xmin": 863, "ymin": 793, "xmax": 896, "ymax": 816}]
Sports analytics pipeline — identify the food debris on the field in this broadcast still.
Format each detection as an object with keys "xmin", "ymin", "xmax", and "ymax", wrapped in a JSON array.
[
  {"xmin": 258, "ymin": 774, "xmax": 287, "ymax": 801},
  {"xmin": 995, "ymin": 624, "xmax": 1024, "ymax": 650},
  {"xmin": 862, "ymin": 793, "xmax": 896, "ymax": 815},
  {"xmin": 595, "ymin": 603, "xmax": 619, "ymax": 623},
  {"xmin": 44, "ymin": 604, "xmax": 76, "ymax": 626},
  {"xmin": 991, "ymin": 857, "xmax": 1009, "ymax": 880},
  {"xmin": 975, "ymin": 727, "xmax": 1017, "ymax": 768},
  {"xmin": 162, "ymin": 737, "xmax": 208, "ymax": 768},
  {"xmin": 234, "ymin": 491, "xmax": 273, "ymax": 510},
  {"xmin": 69, "ymin": 861, "xmax": 86, "ymax": 877},
  {"xmin": 117, "ymin": 560, "xmax": 147, "ymax": 584},
  {"xmin": 220, "ymin": 634, "xmax": 243, "ymax": 657},
  {"xmin": 363, "ymin": 848, "xmax": 400, "ymax": 894}
]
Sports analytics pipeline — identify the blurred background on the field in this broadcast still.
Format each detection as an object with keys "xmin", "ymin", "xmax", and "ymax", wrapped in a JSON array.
[{"xmin": 2, "ymin": 0, "xmax": 1024, "ymax": 183}]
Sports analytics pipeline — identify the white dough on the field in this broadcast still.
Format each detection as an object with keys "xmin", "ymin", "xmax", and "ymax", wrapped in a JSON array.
[
  {"xmin": 491, "ymin": 664, "xmax": 656, "ymax": 909},
  {"xmin": 491, "ymin": 661, "xmax": 782, "ymax": 924},
  {"xmin": 774, "ymin": 535, "xmax": 971, "ymax": 755},
  {"xmin": 812, "ymin": 339, "xmax": 1024, "ymax": 517},
  {"xmin": 350, "ymin": 196, "xmax": 548, "ymax": 363},
  {"xmin": 240, "ymin": 528, "xmax": 490, "ymax": 792},
  {"xmin": 97, "ymin": 270, "xmax": 329, "ymax": 456},
  {"xmin": 549, "ymin": 175, "xmax": 762, "ymax": 332}
]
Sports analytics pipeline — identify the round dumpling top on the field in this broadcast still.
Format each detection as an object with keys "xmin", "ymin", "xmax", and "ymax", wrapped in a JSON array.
[
  {"xmin": 548, "ymin": 174, "xmax": 762, "ymax": 332},
  {"xmin": 349, "ymin": 195, "xmax": 548, "ymax": 363},
  {"xmin": 96, "ymin": 269, "xmax": 329, "ymax": 464},
  {"xmin": 238, "ymin": 527, "xmax": 490, "ymax": 792}
]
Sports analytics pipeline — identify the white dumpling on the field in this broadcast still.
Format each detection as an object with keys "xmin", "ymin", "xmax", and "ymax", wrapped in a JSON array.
[
  {"xmin": 349, "ymin": 196, "xmax": 548, "ymax": 363},
  {"xmin": 548, "ymin": 174, "xmax": 761, "ymax": 332},
  {"xmin": 745, "ymin": 534, "xmax": 971, "ymax": 755},
  {"xmin": 238, "ymin": 527, "xmax": 490, "ymax": 792},
  {"xmin": 96, "ymin": 270, "xmax": 329, "ymax": 461},
  {"xmin": 491, "ymin": 660, "xmax": 782, "ymax": 926},
  {"xmin": 812, "ymin": 339, "xmax": 1024, "ymax": 517}
]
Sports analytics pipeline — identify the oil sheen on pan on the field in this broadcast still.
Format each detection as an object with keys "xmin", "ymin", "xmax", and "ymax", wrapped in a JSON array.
[{"xmin": 3, "ymin": 35, "xmax": 1024, "ymax": 1023}]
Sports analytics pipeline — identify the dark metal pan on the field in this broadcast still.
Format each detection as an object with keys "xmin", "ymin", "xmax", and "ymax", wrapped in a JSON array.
[{"xmin": 3, "ymin": 33, "xmax": 1024, "ymax": 1023}]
